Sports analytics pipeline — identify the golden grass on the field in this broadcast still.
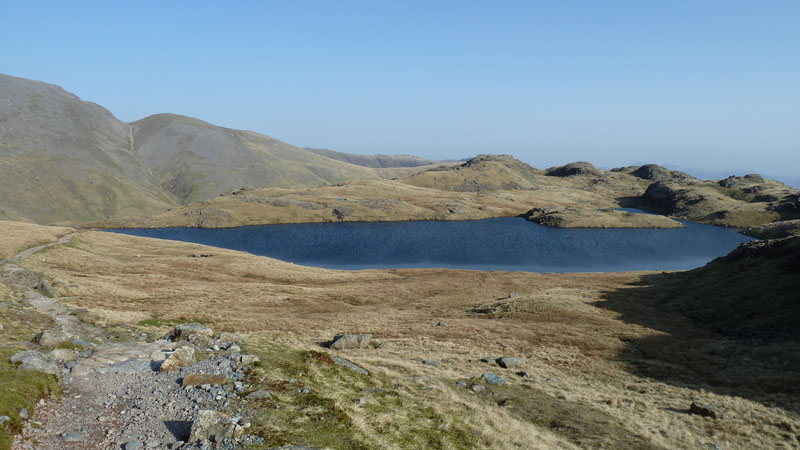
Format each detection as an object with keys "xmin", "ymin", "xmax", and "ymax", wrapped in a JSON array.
[
  {"xmin": 0, "ymin": 221, "xmax": 73, "ymax": 259},
  {"xmin": 7, "ymin": 224, "xmax": 797, "ymax": 449}
]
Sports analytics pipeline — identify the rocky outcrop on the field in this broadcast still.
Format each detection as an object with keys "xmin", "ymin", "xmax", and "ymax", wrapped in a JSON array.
[
  {"xmin": 545, "ymin": 162, "xmax": 601, "ymax": 177},
  {"xmin": 743, "ymin": 219, "xmax": 800, "ymax": 239},
  {"xmin": 630, "ymin": 164, "xmax": 694, "ymax": 183}
]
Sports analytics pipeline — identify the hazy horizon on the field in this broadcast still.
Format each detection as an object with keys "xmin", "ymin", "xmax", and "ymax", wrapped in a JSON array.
[{"xmin": 2, "ymin": 1, "xmax": 798, "ymax": 183}]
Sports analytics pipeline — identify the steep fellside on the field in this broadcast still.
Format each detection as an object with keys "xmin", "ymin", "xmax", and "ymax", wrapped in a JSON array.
[
  {"xmin": 131, "ymin": 114, "xmax": 384, "ymax": 203},
  {"xmin": 653, "ymin": 236, "xmax": 800, "ymax": 340},
  {"xmin": 0, "ymin": 74, "xmax": 178, "ymax": 224}
]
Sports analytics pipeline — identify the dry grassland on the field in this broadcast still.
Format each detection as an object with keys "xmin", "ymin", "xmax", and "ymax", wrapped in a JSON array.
[{"xmin": 12, "ymin": 227, "xmax": 799, "ymax": 449}]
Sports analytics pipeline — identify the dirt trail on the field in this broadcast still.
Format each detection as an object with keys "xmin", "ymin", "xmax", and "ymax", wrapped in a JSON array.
[{"xmin": 4, "ymin": 233, "xmax": 258, "ymax": 450}]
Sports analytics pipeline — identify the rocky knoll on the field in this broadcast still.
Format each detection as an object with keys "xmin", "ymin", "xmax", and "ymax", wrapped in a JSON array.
[
  {"xmin": 639, "ymin": 175, "xmax": 800, "ymax": 228},
  {"xmin": 522, "ymin": 207, "xmax": 683, "ymax": 228}
]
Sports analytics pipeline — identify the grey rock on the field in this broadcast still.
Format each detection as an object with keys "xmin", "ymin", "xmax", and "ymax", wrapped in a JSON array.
[
  {"xmin": 353, "ymin": 397, "xmax": 367, "ymax": 405},
  {"xmin": 49, "ymin": 348, "xmax": 77, "ymax": 362},
  {"xmin": 124, "ymin": 440, "xmax": 144, "ymax": 450},
  {"xmin": 170, "ymin": 323, "xmax": 214, "ymax": 341},
  {"xmin": 35, "ymin": 278, "xmax": 57, "ymax": 297},
  {"xmin": 227, "ymin": 344, "xmax": 241, "ymax": 353},
  {"xmin": 690, "ymin": 401, "xmax": 724, "ymax": 419},
  {"xmin": 34, "ymin": 329, "xmax": 73, "ymax": 347},
  {"xmin": 479, "ymin": 356, "xmax": 498, "ymax": 364},
  {"xmin": 422, "ymin": 359, "xmax": 438, "ymax": 367},
  {"xmin": 245, "ymin": 390, "xmax": 272, "ymax": 400},
  {"xmin": 187, "ymin": 333, "xmax": 213, "ymax": 348},
  {"xmin": 516, "ymin": 371, "xmax": 530, "ymax": 378},
  {"xmin": 10, "ymin": 350, "xmax": 59, "ymax": 375},
  {"xmin": 469, "ymin": 384, "xmax": 485, "ymax": 393},
  {"xmin": 496, "ymin": 356, "xmax": 524, "ymax": 369},
  {"xmin": 329, "ymin": 333, "xmax": 372, "ymax": 350},
  {"xmin": 331, "ymin": 356, "xmax": 369, "ymax": 375},
  {"xmin": 19, "ymin": 408, "xmax": 28, "ymax": 419},
  {"xmin": 0, "ymin": 323, "xmax": 3, "ymax": 331},
  {"xmin": 300, "ymin": 388, "xmax": 310, "ymax": 394},
  {"xmin": 482, "ymin": 373, "xmax": 506, "ymax": 385},
  {"xmin": 0, "ymin": 416, "xmax": 9, "ymax": 425},
  {"xmin": 240, "ymin": 354, "xmax": 259, "ymax": 366},
  {"xmin": 189, "ymin": 410, "xmax": 244, "ymax": 443},
  {"xmin": 159, "ymin": 346, "xmax": 196, "ymax": 372},
  {"xmin": 61, "ymin": 432, "xmax": 85, "ymax": 442},
  {"xmin": 71, "ymin": 338, "xmax": 91, "ymax": 349},
  {"xmin": 218, "ymin": 332, "xmax": 243, "ymax": 346},
  {"xmin": 456, "ymin": 381, "xmax": 468, "ymax": 388}
]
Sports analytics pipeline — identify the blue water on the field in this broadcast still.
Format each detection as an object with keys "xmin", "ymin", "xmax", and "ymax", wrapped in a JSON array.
[{"xmin": 107, "ymin": 217, "xmax": 752, "ymax": 272}]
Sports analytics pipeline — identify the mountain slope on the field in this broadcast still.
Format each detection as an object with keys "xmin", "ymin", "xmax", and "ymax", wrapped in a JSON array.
[
  {"xmin": 0, "ymin": 74, "xmax": 421, "ymax": 223},
  {"xmin": 131, "ymin": 114, "xmax": 383, "ymax": 203},
  {"xmin": 0, "ymin": 74, "xmax": 178, "ymax": 223}
]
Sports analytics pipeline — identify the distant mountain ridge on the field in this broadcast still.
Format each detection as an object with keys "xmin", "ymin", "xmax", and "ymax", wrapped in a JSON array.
[
  {"xmin": 304, "ymin": 147, "xmax": 444, "ymax": 168},
  {"xmin": 0, "ymin": 74, "xmax": 437, "ymax": 224}
]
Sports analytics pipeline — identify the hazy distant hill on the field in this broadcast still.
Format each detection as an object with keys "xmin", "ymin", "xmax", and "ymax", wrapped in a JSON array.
[
  {"xmin": 304, "ymin": 147, "xmax": 443, "ymax": 168},
  {"xmin": 0, "ymin": 74, "xmax": 421, "ymax": 223}
]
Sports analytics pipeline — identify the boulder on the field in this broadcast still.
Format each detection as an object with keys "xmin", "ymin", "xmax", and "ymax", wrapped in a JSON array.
[
  {"xmin": 49, "ymin": 348, "xmax": 77, "ymax": 362},
  {"xmin": 245, "ymin": 389, "xmax": 273, "ymax": 400},
  {"xmin": 218, "ymin": 332, "xmax": 244, "ymax": 346},
  {"xmin": 169, "ymin": 323, "xmax": 213, "ymax": 342},
  {"xmin": 481, "ymin": 373, "xmax": 506, "ymax": 385},
  {"xmin": 631, "ymin": 164, "xmax": 693, "ymax": 183},
  {"xmin": 187, "ymin": 333, "xmax": 213, "ymax": 348},
  {"xmin": 10, "ymin": 350, "xmax": 58, "ymax": 375},
  {"xmin": 329, "ymin": 333, "xmax": 372, "ymax": 350},
  {"xmin": 159, "ymin": 346, "xmax": 195, "ymax": 372},
  {"xmin": 189, "ymin": 410, "xmax": 244, "ymax": 443},
  {"xmin": 331, "ymin": 356, "xmax": 369, "ymax": 375},
  {"xmin": 240, "ymin": 354, "xmax": 259, "ymax": 366},
  {"xmin": 182, "ymin": 374, "xmax": 229, "ymax": 387},
  {"xmin": 35, "ymin": 278, "xmax": 57, "ymax": 297},
  {"xmin": 34, "ymin": 329, "xmax": 73, "ymax": 347},
  {"xmin": 496, "ymin": 356, "xmax": 524, "ymax": 369},
  {"xmin": 690, "ymin": 401, "xmax": 723, "ymax": 419}
]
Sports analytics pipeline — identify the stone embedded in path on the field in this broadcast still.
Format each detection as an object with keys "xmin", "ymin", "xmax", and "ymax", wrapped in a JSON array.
[
  {"xmin": 182, "ymin": 373, "xmax": 229, "ymax": 387},
  {"xmin": 482, "ymin": 373, "xmax": 506, "ymax": 385},
  {"xmin": 10, "ymin": 350, "xmax": 59, "ymax": 375},
  {"xmin": 61, "ymin": 432, "xmax": 85, "ymax": 442},
  {"xmin": 329, "ymin": 333, "xmax": 372, "ymax": 350},
  {"xmin": 169, "ymin": 323, "xmax": 214, "ymax": 341},
  {"xmin": 123, "ymin": 440, "xmax": 144, "ymax": 450},
  {"xmin": 496, "ymin": 356, "xmax": 524, "ymax": 369},
  {"xmin": 34, "ymin": 328, "xmax": 74, "ymax": 347},
  {"xmin": 690, "ymin": 401, "xmax": 724, "ymax": 419},
  {"xmin": 189, "ymin": 410, "xmax": 245, "ymax": 443},
  {"xmin": 159, "ymin": 346, "xmax": 196, "ymax": 372}
]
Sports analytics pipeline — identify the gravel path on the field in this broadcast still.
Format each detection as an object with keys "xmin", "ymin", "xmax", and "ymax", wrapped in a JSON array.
[{"xmin": 4, "ymin": 233, "xmax": 263, "ymax": 450}]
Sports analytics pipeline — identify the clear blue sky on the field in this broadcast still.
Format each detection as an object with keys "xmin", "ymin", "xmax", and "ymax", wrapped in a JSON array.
[{"xmin": 2, "ymin": 1, "xmax": 798, "ymax": 181}]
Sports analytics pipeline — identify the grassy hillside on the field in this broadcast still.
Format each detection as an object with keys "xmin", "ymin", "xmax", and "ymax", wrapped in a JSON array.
[
  {"xmin": 0, "ymin": 74, "xmax": 178, "ymax": 223},
  {"xmin": 131, "ymin": 114, "xmax": 387, "ymax": 203},
  {"xmin": 5, "ymin": 222, "xmax": 797, "ymax": 449},
  {"xmin": 0, "ymin": 74, "xmax": 445, "ymax": 224}
]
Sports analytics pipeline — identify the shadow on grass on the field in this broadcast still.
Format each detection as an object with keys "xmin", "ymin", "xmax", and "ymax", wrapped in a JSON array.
[{"xmin": 596, "ymin": 269, "xmax": 800, "ymax": 414}]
